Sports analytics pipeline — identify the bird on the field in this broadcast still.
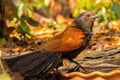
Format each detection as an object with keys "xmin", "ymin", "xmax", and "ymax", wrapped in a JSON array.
[{"xmin": 2, "ymin": 11, "xmax": 100, "ymax": 78}]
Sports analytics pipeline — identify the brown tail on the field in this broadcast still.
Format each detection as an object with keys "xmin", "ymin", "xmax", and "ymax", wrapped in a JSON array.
[{"xmin": 2, "ymin": 51, "xmax": 62, "ymax": 78}]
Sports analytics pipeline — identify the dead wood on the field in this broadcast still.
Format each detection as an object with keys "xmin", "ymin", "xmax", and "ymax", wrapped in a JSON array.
[{"xmin": 64, "ymin": 46, "xmax": 120, "ymax": 73}]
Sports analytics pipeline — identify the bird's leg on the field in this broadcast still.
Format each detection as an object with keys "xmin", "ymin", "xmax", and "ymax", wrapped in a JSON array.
[{"xmin": 67, "ymin": 59, "xmax": 87, "ymax": 73}]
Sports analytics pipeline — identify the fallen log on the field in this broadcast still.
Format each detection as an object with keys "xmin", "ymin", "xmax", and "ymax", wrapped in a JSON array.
[{"xmin": 63, "ymin": 46, "xmax": 120, "ymax": 73}]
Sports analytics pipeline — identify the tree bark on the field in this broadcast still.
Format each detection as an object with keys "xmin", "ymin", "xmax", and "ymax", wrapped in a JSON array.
[{"xmin": 64, "ymin": 46, "xmax": 120, "ymax": 73}]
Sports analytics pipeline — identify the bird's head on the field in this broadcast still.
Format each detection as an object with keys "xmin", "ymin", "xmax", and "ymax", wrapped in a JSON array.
[{"xmin": 75, "ymin": 11, "xmax": 100, "ymax": 34}]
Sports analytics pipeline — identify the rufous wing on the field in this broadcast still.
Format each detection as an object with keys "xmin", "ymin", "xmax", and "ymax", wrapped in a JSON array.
[{"xmin": 41, "ymin": 26, "xmax": 85, "ymax": 52}]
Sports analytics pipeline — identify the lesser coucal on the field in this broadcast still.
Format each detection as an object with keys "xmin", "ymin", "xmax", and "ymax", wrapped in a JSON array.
[{"xmin": 2, "ymin": 11, "xmax": 100, "ymax": 78}]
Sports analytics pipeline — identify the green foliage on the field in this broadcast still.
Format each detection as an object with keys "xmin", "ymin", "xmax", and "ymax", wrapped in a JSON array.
[
  {"xmin": 15, "ymin": 16, "xmax": 38, "ymax": 38},
  {"xmin": 47, "ymin": 21, "xmax": 63, "ymax": 31},
  {"xmin": 97, "ymin": 1, "xmax": 120, "ymax": 25},
  {"xmin": 0, "ymin": 55, "xmax": 11, "ymax": 80},
  {"xmin": 17, "ymin": 0, "xmax": 34, "ymax": 18},
  {"xmin": 32, "ymin": 0, "xmax": 48, "ymax": 9},
  {"xmin": 0, "ymin": 38, "xmax": 6, "ymax": 45},
  {"xmin": 10, "ymin": 0, "xmax": 40, "ymax": 39},
  {"xmin": 111, "ymin": 2, "xmax": 120, "ymax": 19},
  {"xmin": 23, "ymin": 16, "xmax": 39, "ymax": 27},
  {"xmin": 0, "ymin": 72, "xmax": 11, "ymax": 80},
  {"xmin": 73, "ymin": 0, "xmax": 96, "ymax": 17},
  {"xmin": 18, "ymin": 2, "xmax": 24, "ymax": 18},
  {"xmin": 20, "ymin": 18, "xmax": 30, "ymax": 33}
]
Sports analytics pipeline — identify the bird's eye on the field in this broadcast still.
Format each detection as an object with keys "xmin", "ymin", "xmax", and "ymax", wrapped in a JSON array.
[{"xmin": 86, "ymin": 14, "xmax": 91, "ymax": 17}]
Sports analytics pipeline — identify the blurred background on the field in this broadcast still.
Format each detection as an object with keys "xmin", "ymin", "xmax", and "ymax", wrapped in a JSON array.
[
  {"xmin": 0, "ymin": 0, "xmax": 120, "ymax": 80},
  {"xmin": 0, "ymin": 0, "xmax": 119, "ymax": 57}
]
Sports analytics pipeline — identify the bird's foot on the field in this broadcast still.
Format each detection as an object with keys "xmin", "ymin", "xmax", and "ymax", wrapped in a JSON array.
[
  {"xmin": 67, "ymin": 59, "xmax": 87, "ymax": 73},
  {"xmin": 67, "ymin": 65, "xmax": 80, "ymax": 73},
  {"xmin": 67, "ymin": 64, "xmax": 87, "ymax": 73}
]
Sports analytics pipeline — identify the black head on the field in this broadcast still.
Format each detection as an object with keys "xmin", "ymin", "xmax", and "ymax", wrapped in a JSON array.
[{"xmin": 75, "ymin": 11, "xmax": 100, "ymax": 34}]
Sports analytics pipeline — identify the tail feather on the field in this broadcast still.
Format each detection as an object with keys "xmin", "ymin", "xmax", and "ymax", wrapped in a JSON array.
[
  {"xmin": 24, "ymin": 52, "xmax": 62, "ymax": 77},
  {"xmin": 42, "ymin": 52, "xmax": 62, "ymax": 75},
  {"xmin": 2, "ymin": 51, "xmax": 62, "ymax": 78}
]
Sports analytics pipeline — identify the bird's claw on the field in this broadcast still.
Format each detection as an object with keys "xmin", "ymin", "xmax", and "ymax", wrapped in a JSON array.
[
  {"xmin": 67, "ymin": 65, "xmax": 80, "ymax": 73},
  {"xmin": 67, "ymin": 64, "xmax": 87, "ymax": 73}
]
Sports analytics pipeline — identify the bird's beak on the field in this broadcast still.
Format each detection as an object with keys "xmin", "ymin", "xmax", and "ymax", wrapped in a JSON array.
[{"xmin": 92, "ymin": 14, "xmax": 100, "ymax": 19}]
